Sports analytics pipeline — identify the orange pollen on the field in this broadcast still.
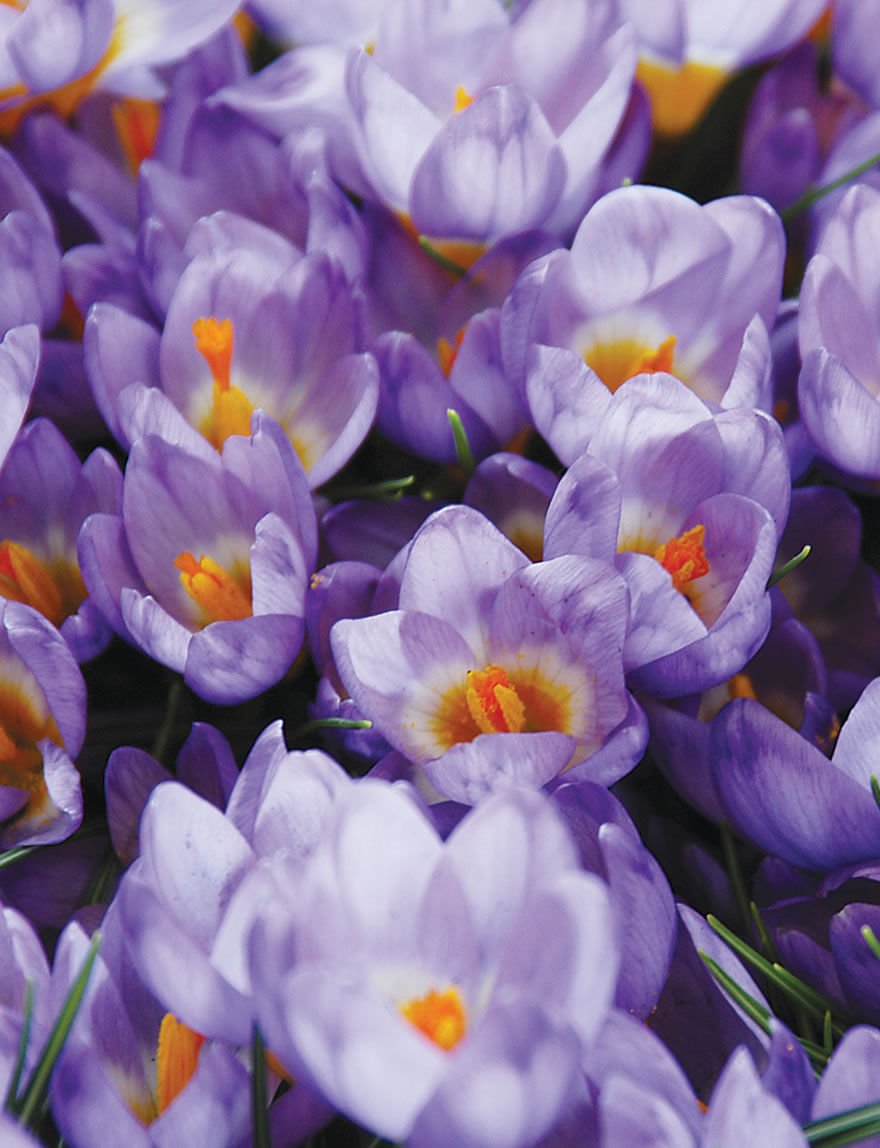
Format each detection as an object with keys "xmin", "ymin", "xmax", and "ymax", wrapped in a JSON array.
[
  {"xmin": 156, "ymin": 1014, "xmax": 205, "ymax": 1115},
  {"xmin": 465, "ymin": 664, "xmax": 526, "ymax": 734},
  {"xmin": 635, "ymin": 334, "xmax": 676, "ymax": 375},
  {"xmin": 437, "ymin": 327, "xmax": 466, "ymax": 377},
  {"xmin": 453, "ymin": 86, "xmax": 473, "ymax": 114},
  {"xmin": 174, "ymin": 552, "xmax": 252, "ymax": 623},
  {"xmin": 400, "ymin": 986, "xmax": 467, "ymax": 1051},
  {"xmin": 728, "ymin": 673, "xmax": 757, "ymax": 701},
  {"xmin": 653, "ymin": 524, "xmax": 710, "ymax": 593}
]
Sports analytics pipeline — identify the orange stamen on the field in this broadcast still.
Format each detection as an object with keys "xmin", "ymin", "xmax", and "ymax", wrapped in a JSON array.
[
  {"xmin": 0, "ymin": 542, "xmax": 64, "ymax": 627},
  {"xmin": 465, "ymin": 665, "xmax": 526, "ymax": 734},
  {"xmin": 156, "ymin": 1014, "xmax": 205, "ymax": 1115},
  {"xmin": 636, "ymin": 57, "xmax": 727, "ymax": 137},
  {"xmin": 654, "ymin": 524, "xmax": 710, "ymax": 593},
  {"xmin": 437, "ymin": 327, "xmax": 466, "ymax": 377},
  {"xmin": 400, "ymin": 986, "xmax": 467, "ymax": 1051},
  {"xmin": 174, "ymin": 552, "xmax": 252, "ymax": 623}
]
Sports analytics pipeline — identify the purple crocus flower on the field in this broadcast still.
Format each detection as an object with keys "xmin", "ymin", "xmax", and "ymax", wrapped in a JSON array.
[
  {"xmin": 503, "ymin": 184, "xmax": 784, "ymax": 432},
  {"xmin": 331, "ymin": 503, "xmax": 645, "ymax": 804},
  {"xmin": 710, "ymin": 676, "xmax": 880, "ymax": 871},
  {"xmin": 0, "ymin": 896, "xmax": 52, "ymax": 1105},
  {"xmin": 543, "ymin": 374, "xmax": 787, "ymax": 697},
  {"xmin": 0, "ymin": 416, "xmax": 121, "ymax": 662},
  {"xmin": 85, "ymin": 233, "xmax": 378, "ymax": 489},
  {"xmin": 117, "ymin": 724, "xmax": 354, "ymax": 1045},
  {"xmin": 252, "ymin": 781, "xmax": 619, "ymax": 1148},
  {"xmin": 0, "ymin": 599, "xmax": 86, "ymax": 850},
  {"xmin": 50, "ymin": 903, "xmax": 254, "ymax": 1148},
  {"xmin": 799, "ymin": 182, "xmax": 880, "ymax": 480},
  {"xmin": 78, "ymin": 411, "xmax": 317, "ymax": 703},
  {"xmin": 0, "ymin": 0, "xmax": 241, "ymax": 133}
]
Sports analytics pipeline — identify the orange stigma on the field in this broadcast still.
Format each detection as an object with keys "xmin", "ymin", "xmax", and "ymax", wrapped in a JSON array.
[
  {"xmin": 584, "ymin": 334, "xmax": 676, "ymax": 393},
  {"xmin": 156, "ymin": 1014, "xmax": 205, "ymax": 1115},
  {"xmin": 466, "ymin": 665, "xmax": 526, "ymax": 734},
  {"xmin": 636, "ymin": 57, "xmax": 727, "ymax": 137},
  {"xmin": 112, "ymin": 97, "xmax": 160, "ymax": 177},
  {"xmin": 193, "ymin": 317, "xmax": 254, "ymax": 450},
  {"xmin": 174, "ymin": 552, "xmax": 252, "ymax": 623},
  {"xmin": 400, "ymin": 986, "xmax": 467, "ymax": 1051},
  {"xmin": 654, "ymin": 524, "xmax": 710, "ymax": 593}
]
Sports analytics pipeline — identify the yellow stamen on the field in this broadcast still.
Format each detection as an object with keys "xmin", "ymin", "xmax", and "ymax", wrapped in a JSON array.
[
  {"xmin": 174, "ymin": 552, "xmax": 252, "ymax": 623},
  {"xmin": 193, "ymin": 317, "xmax": 255, "ymax": 450},
  {"xmin": 466, "ymin": 665, "xmax": 527, "ymax": 734},
  {"xmin": 584, "ymin": 334, "xmax": 677, "ymax": 393},
  {"xmin": 453, "ymin": 86, "xmax": 473, "ymax": 114},
  {"xmin": 400, "ymin": 986, "xmax": 467, "ymax": 1051},
  {"xmin": 0, "ymin": 542, "xmax": 65, "ymax": 627},
  {"xmin": 728, "ymin": 673, "xmax": 757, "ymax": 701},
  {"xmin": 636, "ymin": 57, "xmax": 727, "ymax": 138},
  {"xmin": 654, "ymin": 524, "xmax": 710, "ymax": 593},
  {"xmin": 156, "ymin": 1014, "xmax": 205, "ymax": 1115}
]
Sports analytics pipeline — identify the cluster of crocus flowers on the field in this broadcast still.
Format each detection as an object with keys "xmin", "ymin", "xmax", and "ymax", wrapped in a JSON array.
[{"xmin": 5, "ymin": 3, "xmax": 880, "ymax": 1148}]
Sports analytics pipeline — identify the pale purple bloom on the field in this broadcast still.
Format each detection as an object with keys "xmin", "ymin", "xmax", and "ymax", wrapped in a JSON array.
[
  {"xmin": 78, "ymin": 412, "xmax": 317, "ymax": 703},
  {"xmin": 252, "ymin": 782, "xmax": 619, "ymax": 1148},
  {"xmin": 331, "ymin": 504, "xmax": 643, "ymax": 803}
]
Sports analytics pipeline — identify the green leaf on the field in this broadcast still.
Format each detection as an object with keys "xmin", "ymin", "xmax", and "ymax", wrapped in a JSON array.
[
  {"xmin": 0, "ymin": 846, "xmax": 37, "ymax": 871},
  {"xmin": 782, "ymin": 152, "xmax": 880, "ymax": 222},
  {"xmin": 252, "ymin": 1025, "xmax": 272, "ymax": 1148},
  {"xmin": 861, "ymin": 924, "xmax": 880, "ymax": 963},
  {"xmin": 293, "ymin": 717, "xmax": 372, "ymax": 741},
  {"xmin": 698, "ymin": 952, "xmax": 772, "ymax": 1035},
  {"xmin": 804, "ymin": 1101, "xmax": 880, "ymax": 1146},
  {"xmin": 14, "ymin": 931, "xmax": 101, "ymax": 1128},
  {"xmin": 3, "ymin": 980, "xmax": 33, "ymax": 1111},
  {"xmin": 447, "ymin": 409, "xmax": 476, "ymax": 476},
  {"xmin": 707, "ymin": 915, "xmax": 848, "ymax": 1036}
]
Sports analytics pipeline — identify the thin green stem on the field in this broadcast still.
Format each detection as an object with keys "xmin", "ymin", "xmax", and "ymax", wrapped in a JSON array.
[
  {"xmin": 150, "ymin": 677, "xmax": 184, "ymax": 766},
  {"xmin": 252, "ymin": 1026, "xmax": 272, "ymax": 1148},
  {"xmin": 782, "ymin": 151, "xmax": 880, "ymax": 222},
  {"xmin": 4, "ymin": 980, "xmax": 33, "ymax": 1111},
  {"xmin": 767, "ymin": 545, "xmax": 810, "ymax": 589},
  {"xmin": 447, "ymin": 409, "xmax": 476, "ymax": 476},
  {"xmin": 719, "ymin": 821, "xmax": 751, "ymax": 936}
]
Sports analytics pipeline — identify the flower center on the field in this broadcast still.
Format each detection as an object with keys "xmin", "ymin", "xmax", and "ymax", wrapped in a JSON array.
[
  {"xmin": 466, "ymin": 664, "xmax": 526, "ymax": 734},
  {"xmin": 0, "ymin": 678, "xmax": 62, "ymax": 795},
  {"xmin": 636, "ymin": 58, "xmax": 727, "ymax": 137},
  {"xmin": 193, "ymin": 317, "xmax": 255, "ymax": 451},
  {"xmin": 432, "ymin": 662, "xmax": 573, "ymax": 751},
  {"xmin": 112, "ymin": 97, "xmax": 160, "ymax": 177},
  {"xmin": 400, "ymin": 985, "xmax": 467, "ymax": 1051},
  {"xmin": 453, "ymin": 85, "xmax": 473, "ymax": 114},
  {"xmin": 653, "ymin": 524, "xmax": 710, "ymax": 593},
  {"xmin": 583, "ymin": 334, "xmax": 677, "ymax": 393},
  {"xmin": 174, "ymin": 552, "xmax": 252, "ymax": 623},
  {"xmin": 155, "ymin": 1013, "xmax": 205, "ymax": 1117}
]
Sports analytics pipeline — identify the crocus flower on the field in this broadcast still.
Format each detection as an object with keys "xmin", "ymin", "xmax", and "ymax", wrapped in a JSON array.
[
  {"xmin": 331, "ymin": 503, "xmax": 644, "ymax": 804},
  {"xmin": 542, "ymin": 375, "xmax": 787, "ymax": 696},
  {"xmin": 503, "ymin": 185, "xmax": 784, "ymax": 438},
  {"xmin": 117, "ymin": 724, "xmax": 353, "ymax": 1045},
  {"xmin": 798, "ymin": 182, "xmax": 880, "ymax": 480},
  {"xmin": 0, "ymin": 416, "xmax": 121, "ymax": 661},
  {"xmin": 0, "ymin": 599, "xmax": 86, "ymax": 849},
  {"xmin": 0, "ymin": 0, "xmax": 241, "ymax": 134},
  {"xmin": 85, "ymin": 233, "xmax": 378, "ymax": 489},
  {"xmin": 623, "ymin": 0, "xmax": 827, "ymax": 138},
  {"xmin": 710, "ymin": 676, "xmax": 880, "ymax": 871},
  {"xmin": 0, "ymin": 896, "xmax": 52, "ymax": 1105},
  {"xmin": 252, "ymin": 781, "xmax": 619, "ymax": 1148},
  {"xmin": 78, "ymin": 411, "xmax": 317, "ymax": 703},
  {"xmin": 50, "ymin": 903, "xmax": 254, "ymax": 1148}
]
